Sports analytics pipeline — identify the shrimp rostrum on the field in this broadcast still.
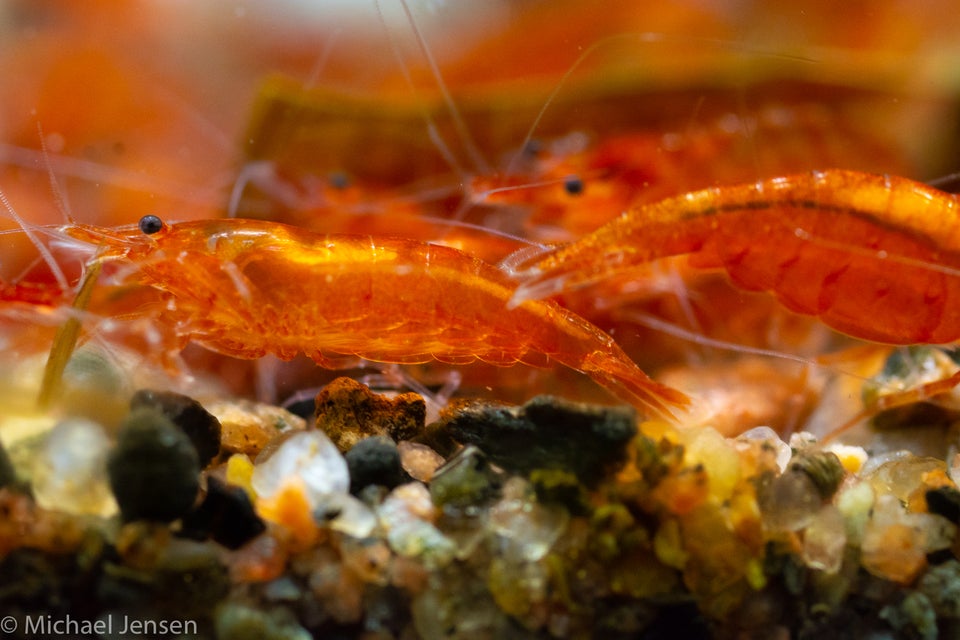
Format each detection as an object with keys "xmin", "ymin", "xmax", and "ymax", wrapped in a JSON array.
[
  {"xmin": 513, "ymin": 170, "xmax": 960, "ymax": 346},
  {"xmin": 50, "ymin": 216, "xmax": 688, "ymax": 418}
]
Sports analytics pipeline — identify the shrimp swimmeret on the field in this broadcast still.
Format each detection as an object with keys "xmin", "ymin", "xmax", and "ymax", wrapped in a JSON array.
[
  {"xmin": 49, "ymin": 216, "xmax": 688, "ymax": 419},
  {"xmin": 512, "ymin": 170, "xmax": 960, "ymax": 346}
]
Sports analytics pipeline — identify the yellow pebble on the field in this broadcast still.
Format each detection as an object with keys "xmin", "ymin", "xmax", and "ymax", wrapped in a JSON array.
[
  {"xmin": 744, "ymin": 557, "xmax": 767, "ymax": 590},
  {"xmin": 823, "ymin": 444, "xmax": 868, "ymax": 475},
  {"xmin": 653, "ymin": 519, "xmax": 688, "ymax": 569},
  {"xmin": 226, "ymin": 453, "xmax": 256, "ymax": 499}
]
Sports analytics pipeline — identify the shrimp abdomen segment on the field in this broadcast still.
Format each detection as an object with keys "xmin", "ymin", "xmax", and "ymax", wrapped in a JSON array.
[
  {"xmin": 702, "ymin": 205, "xmax": 960, "ymax": 344},
  {"xmin": 519, "ymin": 170, "xmax": 960, "ymax": 345}
]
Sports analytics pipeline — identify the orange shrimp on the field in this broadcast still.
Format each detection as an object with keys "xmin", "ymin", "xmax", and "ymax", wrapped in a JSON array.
[
  {"xmin": 470, "ymin": 104, "xmax": 909, "ymax": 242},
  {"xmin": 512, "ymin": 169, "xmax": 960, "ymax": 345},
  {"xmin": 52, "ymin": 216, "xmax": 688, "ymax": 418}
]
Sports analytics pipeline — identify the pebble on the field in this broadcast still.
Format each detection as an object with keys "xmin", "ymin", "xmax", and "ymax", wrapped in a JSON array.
[
  {"xmin": 317, "ymin": 492, "xmax": 378, "ymax": 539},
  {"xmin": 206, "ymin": 398, "xmax": 305, "ymax": 458},
  {"xmin": 880, "ymin": 591, "xmax": 938, "ymax": 640},
  {"xmin": 859, "ymin": 449, "xmax": 914, "ymax": 477},
  {"xmin": 801, "ymin": 505, "xmax": 847, "ymax": 574},
  {"xmin": 262, "ymin": 576, "xmax": 303, "ymax": 603},
  {"xmin": 107, "ymin": 407, "xmax": 201, "ymax": 522},
  {"xmin": 314, "ymin": 377, "xmax": 426, "ymax": 451},
  {"xmin": 412, "ymin": 570, "xmax": 511, "ymax": 639},
  {"xmin": 823, "ymin": 443, "xmax": 869, "ymax": 475},
  {"xmin": 917, "ymin": 559, "xmax": 960, "ymax": 618},
  {"xmin": 253, "ymin": 443, "xmax": 378, "ymax": 537},
  {"xmin": 924, "ymin": 484, "xmax": 960, "ymax": 523},
  {"xmin": 736, "ymin": 427, "xmax": 791, "ymax": 472},
  {"xmin": 378, "ymin": 482, "xmax": 455, "ymax": 569},
  {"xmin": 949, "ymin": 452, "xmax": 960, "ymax": 486},
  {"xmin": 489, "ymin": 477, "xmax": 568, "ymax": 562},
  {"xmin": 225, "ymin": 453, "xmax": 256, "ymax": 498},
  {"xmin": 396, "ymin": 441, "xmax": 445, "ymax": 482},
  {"xmin": 339, "ymin": 537, "xmax": 392, "ymax": 586},
  {"xmin": 344, "ymin": 436, "xmax": 409, "ymax": 494},
  {"xmin": 787, "ymin": 450, "xmax": 845, "ymax": 499},
  {"xmin": 179, "ymin": 476, "xmax": 266, "ymax": 550},
  {"xmin": 758, "ymin": 464, "xmax": 823, "ymax": 532},
  {"xmin": 865, "ymin": 455, "xmax": 947, "ymax": 503},
  {"xmin": 685, "ymin": 427, "xmax": 740, "ymax": 502},
  {"xmin": 428, "ymin": 445, "xmax": 502, "ymax": 511},
  {"xmin": 435, "ymin": 395, "xmax": 636, "ymax": 484},
  {"xmin": 861, "ymin": 494, "xmax": 928, "ymax": 584},
  {"xmin": 32, "ymin": 417, "xmax": 117, "ymax": 517},
  {"xmin": 835, "ymin": 480, "xmax": 875, "ymax": 545},
  {"xmin": 530, "ymin": 468, "xmax": 589, "ymax": 514},
  {"xmin": 214, "ymin": 601, "xmax": 312, "ymax": 640},
  {"xmin": 306, "ymin": 548, "xmax": 364, "ymax": 624},
  {"xmin": 252, "ymin": 430, "xmax": 349, "ymax": 509},
  {"xmin": 130, "ymin": 389, "xmax": 222, "ymax": 466}
]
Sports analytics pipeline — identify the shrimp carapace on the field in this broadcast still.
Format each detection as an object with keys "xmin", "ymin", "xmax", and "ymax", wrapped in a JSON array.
[
  {"xmin": 56, "ymin": 217, "xmax": 689, "ymax": 418},
  {"xmin": 514, "ymin": 170, "xmax": 960, "ymax": 345}
]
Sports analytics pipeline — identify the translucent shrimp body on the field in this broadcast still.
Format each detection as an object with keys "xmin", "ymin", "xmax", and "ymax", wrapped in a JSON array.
[
  {"xmin": 513, "ymin": 170, "xmax": 960, "ymax": 345},
  {"xmin": 62, "ymin": 218, "xmax": 688, "ymax": 418}
]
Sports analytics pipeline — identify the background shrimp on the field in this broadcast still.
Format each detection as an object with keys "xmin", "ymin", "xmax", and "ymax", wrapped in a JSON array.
[
  {"xmin": 514, "ymin": 170, "xmax": 960, "ymax": 345},
  {"xmin": 506, "ymin": 169, "xmax": 960, "ymax": 435}
]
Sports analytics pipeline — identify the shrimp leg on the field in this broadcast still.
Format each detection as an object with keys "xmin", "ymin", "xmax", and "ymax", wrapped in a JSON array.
[{"xmin": 37, "ymin": 259, "xmax": 102, "ymax": 409}]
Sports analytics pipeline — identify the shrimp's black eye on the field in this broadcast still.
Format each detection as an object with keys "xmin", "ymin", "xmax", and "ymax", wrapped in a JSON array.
[
  {"xmin": 522, "ymin": 139, "xmax": 543, "ymax": 158},
  {"xmin": 328, "ymin": 171, "xmax": 350, "ymax": 190},
  {"xmin": 138, "ymin": 215, "xmax": 164, "ymax": 235},
  {"xmin": 563, "ymin": 175, "xmax": 584, "ymax": 196}
]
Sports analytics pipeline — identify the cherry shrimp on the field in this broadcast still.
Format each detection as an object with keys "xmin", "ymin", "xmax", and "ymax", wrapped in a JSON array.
[
  {"xmin": 466, "ymin": 102, "xmax": 910, "ymax": 243},
  {"xmin": 37, "ymin": 215, "xmax": 688, "ymax": 419},
  {"xmin": 513, "ymin": 169, "xmax": 960, "ymax": 346}
]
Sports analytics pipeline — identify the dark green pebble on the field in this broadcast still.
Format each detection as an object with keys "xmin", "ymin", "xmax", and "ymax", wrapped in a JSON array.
[
  {"xmin": 108, "ymin": 407, "xmax": 200, "ymax": 522},
  {"xmin": 530, "ymin": 468, "xmax": 589, "ymax": 514},
  {"xmin": 925, "ymin": 485, "xmax": 960, "ymax": 523},
  {"xmin": 179, "ymin": 476, "xmax": 266, "ymax": 550},
  {"xmin": 345, "ymin": 436, "xmax": 409, "ymax": 495},
  {"xmin": 434, "ymin": 395, "xmax": 636, "ymax": 485},
  {"xmin": 787, "ymin": 450, "xmax": 845, "ymax": 500},
  {"xmin": 131, "ymin": 389, "xmax": 222, "ymax": 466}
]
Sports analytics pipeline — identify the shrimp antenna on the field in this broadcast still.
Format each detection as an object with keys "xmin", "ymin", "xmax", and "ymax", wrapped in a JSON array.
[
  {"xmin": 396, "ymin": 0, "xmax": 489, "ymax": 175},
  {"xmin": 926, "ymin": 171, "xmax": 960, "ymax": 194},
  {"xmin": 227, "ymin": 31, "xmax": 346, "ymax": 219},
  {"xmin": 227, "ymin": 161, "xmax": 305, "ymax": 218},
  {"xmin": 37, "ymin": 122, "xmax": 75, "ymax": 224},
  {"xmin": 0, "ymin": 188, "xmax": 71, "ymax": 293},
  {"xmin": 417, "ymin": 213, "xmax": 550, "ymax": 249},
  {"xmin": 505, "ymin": 32, "xmax": 817, "ymax": 176},
  {"xmin": 372, "ymin": 0, "xmax": 480, "ymax": 179},
  {"xmin": 303, "ymin": 28, "xmax": 344, "ymax": 90},
  {"xmin": 0, "ymin": 143, "xmax": 220, "ymax": 209},
  {"xmin": 620, "ymin": 308, "xmax": 866, "ymax": 378}
]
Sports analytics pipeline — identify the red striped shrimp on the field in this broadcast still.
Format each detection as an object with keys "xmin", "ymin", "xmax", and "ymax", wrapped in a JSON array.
[
  {"xmin": 512, "ymin": 169, "xmax": 960, "ymax": 346},
  {"xmin": 49, "ymin": 216, "xmax": 688, "ymax": 419}
]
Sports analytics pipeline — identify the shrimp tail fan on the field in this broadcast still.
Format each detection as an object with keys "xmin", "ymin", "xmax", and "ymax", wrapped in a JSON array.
[{"xmin": 581, "ymin": 350, "xmax": 690, "ymax": 422}]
